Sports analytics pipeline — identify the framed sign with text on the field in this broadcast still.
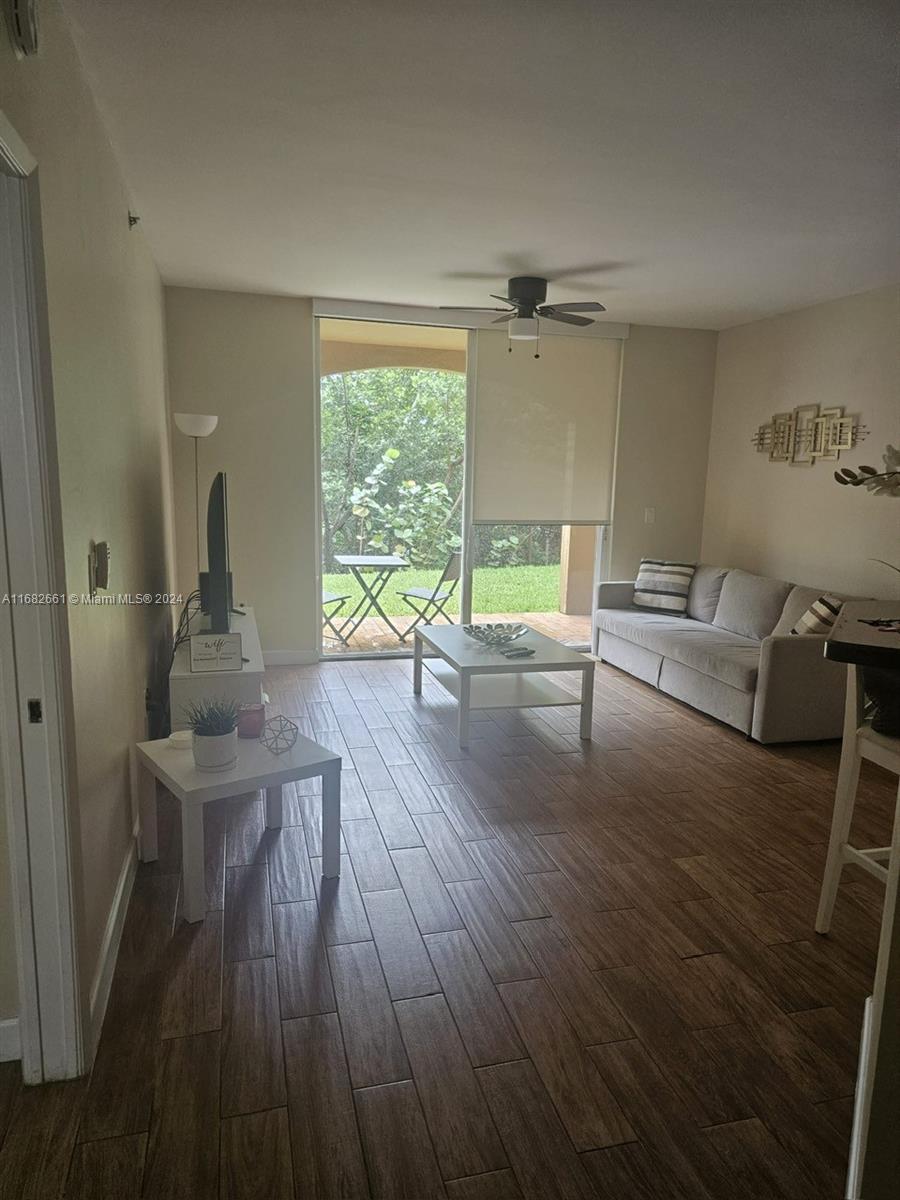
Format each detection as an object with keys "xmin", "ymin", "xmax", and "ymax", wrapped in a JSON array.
[{"xmin": 189, "ymin": 632, "xmax": 243, "ymax": 672}]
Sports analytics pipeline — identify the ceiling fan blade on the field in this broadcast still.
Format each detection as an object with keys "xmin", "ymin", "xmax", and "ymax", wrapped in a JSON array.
[
  {"xmin": 492, "ymin": 311, "xmax": 517, "ymax": 323},
  {"xmin": 489, "ymin": 294, "xmax": 515, "ymax": 305},
  {"xmin": 540, "ymin": 309, "xmax": 594, "ymax": 327},
  {"xmin": 439, "ymin": 305, "xmax": 513, "ymax": 312},
  {"xmin": 542, "ymin": 301, "xmax": 607, "ymax": 313}
]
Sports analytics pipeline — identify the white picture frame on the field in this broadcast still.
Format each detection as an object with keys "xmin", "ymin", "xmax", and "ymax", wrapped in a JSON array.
[{"xmin": 189, "ymin": 632, "xmax": 243, "ymax": 673}]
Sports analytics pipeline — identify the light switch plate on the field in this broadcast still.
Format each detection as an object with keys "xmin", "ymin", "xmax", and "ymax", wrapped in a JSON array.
[{"xmin": 644, "ymin": 507, "xmax": 656, "ymax": 525}]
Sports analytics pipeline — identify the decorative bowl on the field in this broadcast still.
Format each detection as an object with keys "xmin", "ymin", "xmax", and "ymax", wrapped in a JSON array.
[{"xmin": 462, "ymin": 622, "xmax": 528, "ymax": 648}]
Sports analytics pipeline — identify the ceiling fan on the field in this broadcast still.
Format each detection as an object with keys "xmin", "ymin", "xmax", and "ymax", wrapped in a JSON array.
[{"xmin": 441, "ymin": 275, "xmax": 606, "ymax": 349}]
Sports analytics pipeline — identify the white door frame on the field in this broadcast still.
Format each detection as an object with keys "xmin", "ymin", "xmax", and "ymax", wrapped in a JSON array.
[
  {"xmin": 0, "ymin": 111, "xmax": 83, "ymax": 1082},
  {"xmin": 459, "ymin": 330, "xmax": 476, "ymax": 624},
  {"xmin": 312, "ymin": 315, "xmax": 325, "ymax": 658},
  {"xmin": 313, "ymin": 311, "xmax": 477, "ymax": 657}
]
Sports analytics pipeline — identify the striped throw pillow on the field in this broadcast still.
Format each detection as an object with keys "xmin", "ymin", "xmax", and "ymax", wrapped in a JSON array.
[
  {"xmin": 791, "ymin": 594, "xmax": 843, "ymax": 636},
  {"xmin": 633, "ymin": 559, "xmax": 696, "ymax": 615}
]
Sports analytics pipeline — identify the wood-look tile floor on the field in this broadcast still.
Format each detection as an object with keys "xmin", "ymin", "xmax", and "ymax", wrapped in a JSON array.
[{"xmin": 0, "ymin": 658, "xmax": 893, "ymax": 1199}]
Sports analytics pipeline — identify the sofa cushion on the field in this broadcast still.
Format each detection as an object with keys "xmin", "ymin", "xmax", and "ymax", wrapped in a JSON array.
[
  {"xmin": 596, "ymin": 632, "xmax": 663, "ymax": 687},
  {"xmin": 687, "ymin": 565, "xmax": 730, "ymax": 623},
  {"xmin": 712, "ymin": 569, "xmax": 792, "ymax": 641},
  {"xmin": 595, "ymin": 610, "xmax": 760, "ymax": 691},
  {"xmin": 659, "ymin": 659, "xmax": 755, "ymax": 734}
]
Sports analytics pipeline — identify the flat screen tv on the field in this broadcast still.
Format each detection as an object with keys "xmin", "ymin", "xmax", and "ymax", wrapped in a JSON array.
[{"xmin": 200, "ymin": 471, "xmax": 233, "ymax": 632}]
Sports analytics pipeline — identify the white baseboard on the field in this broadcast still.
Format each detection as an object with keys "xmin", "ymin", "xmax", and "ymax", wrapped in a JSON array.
[
  {"xmin": 87, "ymin": 840, "xmax": 137, "ymax": 1063},
  {"xmin": 0, "ymin": 1017, "xmax": 20, "ymax": 1062},
  {"xmin": 263, "ymin": 649, "xmax": 319, "ymax": 667}
]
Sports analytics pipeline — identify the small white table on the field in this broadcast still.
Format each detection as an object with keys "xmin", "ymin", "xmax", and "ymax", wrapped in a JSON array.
[
  {"xmin": 333, "ymin": 553, "xmax": 410, "ymax": 641},
  {"xmin": 133, "ymin": 733, "xmax": 341, "ymax": 922},
  {"xmin": 414, "ymin": 623, "xmax": 595, "ymax": 748}
]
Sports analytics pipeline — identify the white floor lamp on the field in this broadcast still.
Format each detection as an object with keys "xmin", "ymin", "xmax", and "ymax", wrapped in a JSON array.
[{"xmin": 173, "ymin": 413, "xmax": 219, "ymax": 577}]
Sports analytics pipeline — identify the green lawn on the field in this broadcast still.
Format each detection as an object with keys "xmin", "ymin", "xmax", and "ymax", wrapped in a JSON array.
[{"xmin": 322, "ymin": 564, "xmax": 560, "ymax": 617}]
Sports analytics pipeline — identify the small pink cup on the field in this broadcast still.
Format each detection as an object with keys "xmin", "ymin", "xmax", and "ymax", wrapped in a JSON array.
[{"xmin": 237, "ymin": 703, "xmax": 266, "ymax": 739}]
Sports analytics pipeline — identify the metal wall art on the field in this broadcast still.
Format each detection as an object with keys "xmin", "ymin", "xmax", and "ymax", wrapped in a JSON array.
[{"xmin": 751, "ymin": 405, "xmax": 866, "ymax": 467}]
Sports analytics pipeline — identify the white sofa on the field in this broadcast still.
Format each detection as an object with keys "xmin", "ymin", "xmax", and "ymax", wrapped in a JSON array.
[{"xmin": 592, "ymin": 565, "xmax": 851, "ymax": 743}]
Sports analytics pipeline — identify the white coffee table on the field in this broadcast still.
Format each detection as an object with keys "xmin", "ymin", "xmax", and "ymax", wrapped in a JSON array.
[
  {"xmin": 133, "ymin": 733, "xmax": 341, "ymax": 922},
  {"xmin": 414, "ymin": 624, "xmax": 595, "ymax": 747}
]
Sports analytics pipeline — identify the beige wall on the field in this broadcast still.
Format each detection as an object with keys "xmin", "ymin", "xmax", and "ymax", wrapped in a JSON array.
[
  {"xmin": 701, "ymin": 286, "xmax": 900, "ymax": 597},
  {"xmin": 609, "ymin": 325, "xmax": 719, "ymax": 579},
  {"xmin": 165, "ymin": 287, "xmax": 319, "ymax": 661},
  {"xmin": 1, "ymin": 2, "xmax": 174, "ymax": 1024},
  {"xmin": 321, "ymin": 342, "xmax": 465, "ymax": 375}
]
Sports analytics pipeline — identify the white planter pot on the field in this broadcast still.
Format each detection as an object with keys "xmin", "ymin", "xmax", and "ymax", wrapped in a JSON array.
[{"xmin": 192, "ymin": 728, "xmax": 238, "ymax": 772}]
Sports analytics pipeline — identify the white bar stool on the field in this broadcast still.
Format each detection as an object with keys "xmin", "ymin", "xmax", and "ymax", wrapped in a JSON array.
[
  {"xmin": 816, "ymin": 602, "xmax": 900, "ymax": 1197},
  {"xmin": 816, "ymin": 664, "xmax": 900, "ymax": 933}
]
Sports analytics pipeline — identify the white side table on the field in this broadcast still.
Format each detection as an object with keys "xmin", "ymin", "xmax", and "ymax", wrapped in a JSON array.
[{"xmin": 133, "ymin": 733, "xmax": 341, "ymax": 922}]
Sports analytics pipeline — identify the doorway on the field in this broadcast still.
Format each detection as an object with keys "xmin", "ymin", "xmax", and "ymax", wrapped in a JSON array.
[
  {"xmin": 0, "ymin": 116, "xmax": 81, "ymax": 1083},
  {"xmin": 317, "ymin": 319, "xmax": 468, "ymax": 656}
]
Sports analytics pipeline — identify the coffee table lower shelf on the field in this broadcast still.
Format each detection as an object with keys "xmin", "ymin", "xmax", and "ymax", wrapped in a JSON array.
[{"xmin": 426, "ymin": 660, "xmax": 582, "ymax": 709}]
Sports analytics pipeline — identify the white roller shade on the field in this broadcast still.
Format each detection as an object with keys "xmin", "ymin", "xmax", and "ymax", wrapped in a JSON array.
[{"xmin": 472, "ymin": 330, "xmax": 622, "ymax": 523}]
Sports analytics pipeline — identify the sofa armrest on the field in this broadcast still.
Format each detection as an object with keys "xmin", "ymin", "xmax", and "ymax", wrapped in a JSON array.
[
  {"xmin": 595, "ymin": 581, "xmax": 636, "ymax": 609},
  {"xmin": 752, "ymin": 634, "xmax": 846, "ymax": 743},
  {"xmin": 591, "ymin": 581, "xmax": 636, "ymax": 655}
]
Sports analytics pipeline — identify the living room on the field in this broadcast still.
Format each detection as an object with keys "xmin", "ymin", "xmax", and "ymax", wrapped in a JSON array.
[{"xmin": 0, "ymin": 2, "xmax": 898, "ymax": 1198}]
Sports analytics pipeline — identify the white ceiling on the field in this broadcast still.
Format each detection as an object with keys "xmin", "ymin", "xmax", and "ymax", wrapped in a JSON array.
[{"xmin": 64, "ymin": 0, "xmax": 899, "ymax": 329}]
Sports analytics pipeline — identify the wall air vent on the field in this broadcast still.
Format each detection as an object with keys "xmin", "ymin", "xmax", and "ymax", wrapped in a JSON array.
[{"xmin": 4, "ymin": 0, "xmax": 39, "ymax": 58}]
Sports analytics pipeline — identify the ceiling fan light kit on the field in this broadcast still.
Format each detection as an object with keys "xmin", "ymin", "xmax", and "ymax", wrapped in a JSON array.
[
  {"xmin": 440, "ymin": 274, "xmax": 606, "ymax": 359},
  {"xmin": 508, "ymin": 317, "xmax": 539, "ymax": 340}
]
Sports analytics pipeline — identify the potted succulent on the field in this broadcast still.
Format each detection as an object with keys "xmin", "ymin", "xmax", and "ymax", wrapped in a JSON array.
[{"xmin": 183, "ymin": 697, "xmax": 240, "ymax": 771}]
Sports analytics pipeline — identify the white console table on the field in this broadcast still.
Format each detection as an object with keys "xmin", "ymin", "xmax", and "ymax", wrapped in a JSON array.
[{"xmin": 169, "ymin": 605, "xmax": 265, "ymax": 731}]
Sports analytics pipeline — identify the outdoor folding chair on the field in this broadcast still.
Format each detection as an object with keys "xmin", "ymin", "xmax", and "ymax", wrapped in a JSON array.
[
  {"xmin": 322, "ymin": 589, "xmax": 352, "ymax": 644},
  {"xmin": 397, "ymin": 552, "xmax": 461, "ymax": 641}
]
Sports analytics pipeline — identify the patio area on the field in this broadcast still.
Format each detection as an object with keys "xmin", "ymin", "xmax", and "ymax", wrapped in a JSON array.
[{"xmin": 322, "ymin": 610, "xmax": 592, "ymax": 655}]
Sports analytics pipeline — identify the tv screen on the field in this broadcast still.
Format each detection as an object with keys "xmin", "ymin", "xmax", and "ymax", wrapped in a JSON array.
[{"xmin": 205, "ymin": 471, "xmax": 232, "ymax": 632}]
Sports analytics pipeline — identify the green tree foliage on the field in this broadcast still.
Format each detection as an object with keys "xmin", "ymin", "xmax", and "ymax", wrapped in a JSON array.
[
  {"xmin": 321, "ymin": 367, "xmax": 466, "ymax": 568},
  {"xmin": 320, "ymin": 366, "xmax": 563, "ymax": 572}
]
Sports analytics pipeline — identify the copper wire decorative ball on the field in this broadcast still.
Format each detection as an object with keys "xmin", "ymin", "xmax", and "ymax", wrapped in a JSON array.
[{"xmin": 260, "ymin": 715, "xmax": 299, "ymax": 754}]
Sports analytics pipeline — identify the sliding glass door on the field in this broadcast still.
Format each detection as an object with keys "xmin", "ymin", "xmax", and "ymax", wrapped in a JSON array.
[
  {"xmin": 318, "ymin": 319, "xmax": 467, "ymax": 655},
  {"xmin": 316, "ymin": 314, "xmax": 623, "ymax": 657}
]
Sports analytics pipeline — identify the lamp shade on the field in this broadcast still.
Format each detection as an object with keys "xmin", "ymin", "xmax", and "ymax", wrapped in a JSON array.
[{"xmin": 174, "ymin": 412, "xmax": 218, "ymax": 438}]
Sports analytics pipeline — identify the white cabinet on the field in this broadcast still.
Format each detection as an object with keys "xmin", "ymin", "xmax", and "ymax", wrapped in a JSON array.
[{"xmin": 169, "ymin": 606, "xmax": 265, "ymax": 731}]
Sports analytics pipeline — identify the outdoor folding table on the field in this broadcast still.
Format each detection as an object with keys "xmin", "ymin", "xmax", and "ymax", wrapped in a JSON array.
[{"xmin": 333, "ymin": 553, "xmax": 410, "ymax": 641}]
